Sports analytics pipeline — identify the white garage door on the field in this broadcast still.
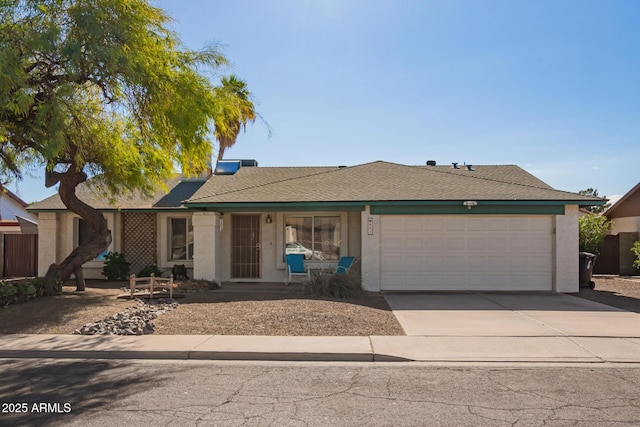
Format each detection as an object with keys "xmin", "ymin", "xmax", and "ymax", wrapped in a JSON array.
[{"xmin": 380, "ymin": 216, "xmax": 553, "ymax": 291}]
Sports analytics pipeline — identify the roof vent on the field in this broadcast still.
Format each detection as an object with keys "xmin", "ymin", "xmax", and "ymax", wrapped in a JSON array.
[
  {"xmin": 466, "ymin": 164, "xmax": 473, "ymax": 171},
  {"xmin": 239, "ymin": 159, "xmax": 258, "ymax": 167},
  {"xmin": 426, "ymin": 160, "xmax": 436, "ymax": 166},
  {"xmin": 214, "ymin": 160, "xmax": 241, "ymax": 175},
  {"xmin": 452, "ymin": 162, "xmax": 459, "ymax": 169}
]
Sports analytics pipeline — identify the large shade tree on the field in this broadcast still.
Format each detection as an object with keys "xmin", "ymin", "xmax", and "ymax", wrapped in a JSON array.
[{"xmin": 0, "ymin": 0, "xmax": 244, "ymax": 294}]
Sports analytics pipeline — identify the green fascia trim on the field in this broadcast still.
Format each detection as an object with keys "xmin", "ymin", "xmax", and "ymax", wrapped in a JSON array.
[
  {"xmin": 182, "ymin": 202, "xmax": 366, "ymax": 212},
  {"xmin": 370, "ymin": 204, "xmax": 565, "ymax": 215},
  {"xmin": 368, "ymin": 200, "xmax": 600, "ymax": 207}
]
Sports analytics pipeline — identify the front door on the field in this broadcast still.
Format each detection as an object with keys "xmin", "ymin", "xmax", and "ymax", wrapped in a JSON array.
[{"xmin": 231, "ymin": 214, "xmax": 261, "ymax": 278}]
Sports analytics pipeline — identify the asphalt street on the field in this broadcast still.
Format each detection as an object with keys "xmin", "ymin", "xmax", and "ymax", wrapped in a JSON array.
[{"xmin": 0, "ymin": 359, "xmax": 639, "ymax": 426}]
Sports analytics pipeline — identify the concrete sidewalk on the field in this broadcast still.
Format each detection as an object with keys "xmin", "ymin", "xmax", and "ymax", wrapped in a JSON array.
[
  {"xmin": 2, "ymin": 292, "xmax": 640, "ymax": 364},
  {"xmin": 1, "ymin": 334, "xmax": 640, "ymax": 363}
]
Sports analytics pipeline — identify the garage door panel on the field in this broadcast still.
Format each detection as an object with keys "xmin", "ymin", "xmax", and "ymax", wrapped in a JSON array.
[
  {"xmin": 403, "ymin": 256, "xmax": 425, "ymax": 271},
  {"xmin": 380, "ymin": 215, "xmax": 553, "ymax": 291},
  {"xmin": 445, "ymin": 273, "xmax": 467, "ymax": 286},
  {"xmin": 467, "ymin": 218, "xmax": 487, "ymax": 231},
  {"xmin": 445, "ymin": 238, "xmax": 466, "ymax": 251},
  {"xmin": 530, "ymin": 218, "xmax": 552, "ymax": 231},
  {"xmin": 530, "ymin": 255, "xmax": 552, "ymax": 270},
  {"xmin": 509, "ymin": 218, "xmax": 529, "ymax": 231},
  {"xmin": 467, "ymin": 256, "xmax": 487, "ymax": 269},
  {"xmin": 425, "ymin": 256, "xmax": 445, "ymax": 268},
  {"xmin": 403, "ymin": 237, "xmax": 423, "ymax": 250},
  {"xmin": 528, "ymin": 237, "xmax": 551, "ymax": 251},
  {"xmin": 383, "ymin": 236, "xmax": 404, "ymax": 251},
  {"xmin": 488, "ymin": 218, "xmax": 508, "ymax": 231},
  {"xmin": 404, "ymin": 274, "xmax": 425, "ymax": 287},
  {"xmin": 404, "ymin": 218, "xmax": 424, "ymax": 232},
  {"xmin": 445, "ymin": 219, "xmax": 465, "ymax": 231},
  {"xmin": 486, "ymin": 256, "xmax": 507, "ymax": 270},
  {"xmin": 425, "ymin": 238, "xmax": 444, "ymax": 250},
  {"xmin": 446, "ymin": 256, "xmax": 466, "ymax": 268},
  {"xmin": 381, "ymin": 256, "xmax": 404, "ymax": 270},
  {"xmin": 467, "ymin": 237, "xmax": 487, "ymax": 251},
  {"xmin": 488, "ymin": 237, "xmax": 508, "ymax": 250},
  {"xmin": 425, "ymin": 219, "xmax": 444, "ymax": 231}
]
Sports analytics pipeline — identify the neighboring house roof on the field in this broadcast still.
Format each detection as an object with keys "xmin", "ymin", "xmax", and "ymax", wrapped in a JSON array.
[
  {"xmin": 603, "ymin": 182, "xmax": 640, "ymax": 219},
  {"xmin": 28, "ymin": 176, "xmax": 207, "ymax": 211},
  {"xmin": 0, "ymin": 185, "xmax": 28, "ymax": 208},
  {"xmin": 186, "ymin": 161, "xmax": 603, "ymax": 205}
]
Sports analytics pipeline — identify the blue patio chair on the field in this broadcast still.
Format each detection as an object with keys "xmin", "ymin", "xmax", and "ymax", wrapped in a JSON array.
[
  {"xmin": 285, "ymin": 253, "xmax": 311, "ymax": 285},
  {"xmin": 335, "ymin": 256, "xmax": 356, "ymax": 275}
]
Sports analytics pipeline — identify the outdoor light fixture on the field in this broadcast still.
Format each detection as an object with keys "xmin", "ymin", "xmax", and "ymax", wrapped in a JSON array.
[
  {"xmin": 265, "ymin": 214, "xmax": 273, "ymax": 224},
  {"xmin": 463, "ymin": 201, "xmax": 478, "ymax": 210}
]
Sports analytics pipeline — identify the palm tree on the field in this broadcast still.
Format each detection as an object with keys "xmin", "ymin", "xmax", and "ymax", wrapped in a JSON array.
[{"xmin": 213, "ymin": 75, "xmax": 257, "ymax": 161}]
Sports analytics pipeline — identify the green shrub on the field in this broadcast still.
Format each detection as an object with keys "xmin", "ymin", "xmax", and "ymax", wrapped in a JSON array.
[
  {"xmin": 0, "ymin": 281, "xmax": 17, "ymax": 305},
  {"xmin": 15, "ymin": 282, "xmax": 36, "ymax": 302},
  {"xmin": 137, "ymin": 264, "xmax": 162, "ymax": 277},
  {"xmin": 294, "ymin": 271, "xmax": 362, "ymax": 299},
  {"xmin": 632, "ymin": 241, "xmax": 640, "ymax": 269},
  {"xmin": 101, "ymin": 252, "xmax": 131, "ymax": 281},
  {"xmin": 578, "ymin": 214, "xmax": 611, "ymax": 254},
  {"xmin": 0, "ymin": 278, "xmax": 47, "ymax": 306}
]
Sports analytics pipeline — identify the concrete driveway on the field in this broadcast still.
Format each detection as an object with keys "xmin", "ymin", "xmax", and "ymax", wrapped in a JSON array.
[{"xmin": 384, "ymin": 292, "xmax": 640, "ymax": 337}]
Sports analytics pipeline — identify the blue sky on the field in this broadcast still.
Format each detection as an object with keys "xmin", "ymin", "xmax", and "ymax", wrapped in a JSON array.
[{"xmin": 10, "ymin": 0, "xmax": 640, "ymax": 204}]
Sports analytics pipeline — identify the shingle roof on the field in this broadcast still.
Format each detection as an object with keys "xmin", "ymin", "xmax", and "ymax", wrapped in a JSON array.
[
  {"xmin": 186, "ymin": 161, "xmax": 602, "ymax": 204},
  {"xmin": 28, "ymin": 176, "xmax": 206, "ymax": 211},
  {"xmin": 28, "ymin": 161, "xmax": 603, "ymax": 211}
]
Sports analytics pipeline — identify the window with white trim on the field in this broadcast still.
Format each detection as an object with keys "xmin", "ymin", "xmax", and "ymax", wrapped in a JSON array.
[
  {"xmin": 284, "ymin": 216, "xmax": 340, "ymax": 261},
  {"xmin": 169, "ymin": 217, "xmax": 193, "ymax": 260}
]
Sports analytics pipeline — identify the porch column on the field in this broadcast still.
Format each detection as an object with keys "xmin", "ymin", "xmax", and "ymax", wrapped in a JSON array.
[
  {"xmin": 555, "ymin": 205, "xmax": 579, "ymax": 293},
  {"xmin": 192, "ymin": 211, "xmax": 221, "ymax": 283},
  {"xmin": 361, "ymin": 206, "xmax": 381, "ymax": 292},
  {"xmin": 37, "ymin": 212, "xmax": 58, "ymax": 277}
]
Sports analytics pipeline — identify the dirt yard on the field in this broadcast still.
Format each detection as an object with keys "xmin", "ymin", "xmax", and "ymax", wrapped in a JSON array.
[
  {"xmin": 575, "ymin": 275, "xmax": 640, "ymax": 313},
  {"xmin": 0, "ymin": 281, "xmax": 405, "ymax": 336},
  {"xmin": 1, "ymin": 276, "xmax": 638, "ymax": 336}
]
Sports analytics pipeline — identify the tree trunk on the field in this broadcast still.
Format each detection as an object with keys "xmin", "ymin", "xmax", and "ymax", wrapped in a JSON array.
[{"xmin": 42, "ymin": 167, "xmax": 112, "ymax": 295}]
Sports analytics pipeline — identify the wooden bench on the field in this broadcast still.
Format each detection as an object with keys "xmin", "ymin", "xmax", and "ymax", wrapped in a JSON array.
[{"xmin": 129, "ymin": 274, "xmax": 174, "ymax": 299}]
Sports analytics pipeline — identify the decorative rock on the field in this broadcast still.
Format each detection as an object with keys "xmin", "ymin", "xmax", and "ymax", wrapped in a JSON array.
[{"xmin": 73, "ymin": 298, "xmax": 177, "ymax": 335}]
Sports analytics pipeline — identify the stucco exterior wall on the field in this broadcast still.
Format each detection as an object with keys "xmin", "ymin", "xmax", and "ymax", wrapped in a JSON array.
[
  {"xmin": 610, "ymin": 216, "xmax": 640, "ymax": 234},
  {"xmin": 192, "ymin": 211, "xmax": 220, "ymax": 282},
  {"xmin": 37, "ymin": 212, "xmax": 58, "ymax": 277},
  {"xmin": 360, "ymin": 206, "xmax": 381, "ymax": 292},
  {"xmin": 554, "ymin": 205, "xmax": 579, "ymax": 293}
]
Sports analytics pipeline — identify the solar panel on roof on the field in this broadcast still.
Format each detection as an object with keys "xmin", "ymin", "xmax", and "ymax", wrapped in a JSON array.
[{"xmin": 214, "ymin": 160, "xmax": 241, "ymax": 175}]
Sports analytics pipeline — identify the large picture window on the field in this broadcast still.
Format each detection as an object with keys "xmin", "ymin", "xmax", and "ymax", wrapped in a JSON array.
[
  {"xmin": 169, "ymin": 217, "xmax": 193, "ymax": 261},
  {"xmin": 285, "ymin": 216, "xmax": 340, "ymax": 261}
]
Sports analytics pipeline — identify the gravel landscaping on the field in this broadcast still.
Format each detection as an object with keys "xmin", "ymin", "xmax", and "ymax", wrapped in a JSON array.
[
  {"xmin": 0, "ymin": 280, "xmax": 405, "ymax": 336},
  {"xmin": 1, "ymin": 275, "xmax": 638, "ymax": 336}
]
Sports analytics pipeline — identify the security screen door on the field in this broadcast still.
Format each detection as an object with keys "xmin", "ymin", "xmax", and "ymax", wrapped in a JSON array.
[{"xmin": 231, "ymin": 214, "xmax": 261, "ymax": 278}]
